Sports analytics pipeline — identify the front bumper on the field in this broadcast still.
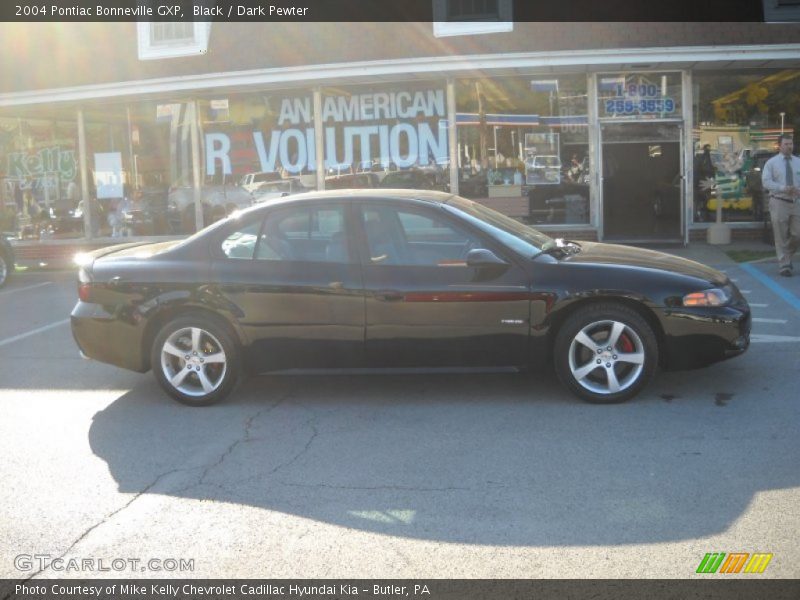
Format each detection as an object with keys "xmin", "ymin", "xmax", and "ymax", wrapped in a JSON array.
[{"xmin": 657, "ymin": 302, "xmax": 751, "ymax": 370}]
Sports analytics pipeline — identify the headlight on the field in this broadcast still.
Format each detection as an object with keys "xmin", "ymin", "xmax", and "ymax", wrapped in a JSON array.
[{"xmin": 682, "ymin": 287, "xmax": 731, "ymax": 307}]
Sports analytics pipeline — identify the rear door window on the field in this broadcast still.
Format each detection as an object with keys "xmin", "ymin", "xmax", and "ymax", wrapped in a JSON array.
[{"xmin": 255, "ymin": 205, "xmax": 350, "ymax": 263}]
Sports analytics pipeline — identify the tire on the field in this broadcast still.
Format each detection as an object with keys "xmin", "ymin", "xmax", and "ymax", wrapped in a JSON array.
[
  {"xmin": 151, "ymin": 314, "xmax": 240, "ymax": 406},
  {"xmin": 0, "ymin": 252, "xmax": 9, "ymax": 288},
  {"xmin": 554, "ymin": 303, "xmax": 658, "ymax": 404}
]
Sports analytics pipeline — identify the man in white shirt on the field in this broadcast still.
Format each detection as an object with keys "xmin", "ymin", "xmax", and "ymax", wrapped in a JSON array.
[{"xmin": 762, "ymin": 134, "xmax": 800, "ymax": 276}]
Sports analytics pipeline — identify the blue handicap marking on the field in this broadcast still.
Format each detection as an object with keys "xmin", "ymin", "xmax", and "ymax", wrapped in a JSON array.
[{"xmin": 740, "ymin": 263, "xmax": 800, "ymax": 312}]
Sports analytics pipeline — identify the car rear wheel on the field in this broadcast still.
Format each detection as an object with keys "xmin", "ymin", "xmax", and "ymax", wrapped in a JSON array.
[
  {"xmin": 554, "ymin": 304, "xmax": 658, "ymax": 404},
  {"xmin": 151, "ymin": 314, "xmax": 240, "ymax": 406}
]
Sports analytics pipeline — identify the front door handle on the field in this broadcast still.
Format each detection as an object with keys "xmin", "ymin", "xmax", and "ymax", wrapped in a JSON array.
[{"xmin": 375, "ymin": 290, "xmax": 404, "ymax": 302}]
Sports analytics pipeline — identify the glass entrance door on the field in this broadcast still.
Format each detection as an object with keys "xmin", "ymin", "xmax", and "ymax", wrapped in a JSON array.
[{"xmin": 600, "ymin": 122, "xmax": 683, "ymax": 242}]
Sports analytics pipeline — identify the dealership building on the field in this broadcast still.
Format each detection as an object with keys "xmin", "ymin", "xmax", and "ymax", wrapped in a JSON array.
[{"xmin": 1, "ymin": 15, "xmax": 799, "ymax": 247}]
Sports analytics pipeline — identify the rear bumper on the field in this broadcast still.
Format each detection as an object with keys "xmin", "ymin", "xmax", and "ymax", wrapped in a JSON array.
[
  {"xmin": 657, "ymin": 304, "xmax": 751, "ymax": 370},
  {"xmin": 71, "ymin": 301, "xmax": 149, "ymax": 372}
]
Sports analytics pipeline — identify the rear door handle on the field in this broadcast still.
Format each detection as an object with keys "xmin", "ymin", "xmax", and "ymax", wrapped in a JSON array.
[{"xmin": 376, "ymin": 290, "xmax": 404, "ymax": 302}]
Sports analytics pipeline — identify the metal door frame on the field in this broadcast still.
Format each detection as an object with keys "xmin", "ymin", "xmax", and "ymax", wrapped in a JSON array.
[{"xmin": 591, "ymin": 70, "xmax": 689, "ymax": 243}]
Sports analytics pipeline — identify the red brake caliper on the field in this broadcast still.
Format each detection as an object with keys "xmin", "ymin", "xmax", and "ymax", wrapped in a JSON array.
[{"xmin": 617, "ymin": 332, "xmax": 634, "ymax": 353}]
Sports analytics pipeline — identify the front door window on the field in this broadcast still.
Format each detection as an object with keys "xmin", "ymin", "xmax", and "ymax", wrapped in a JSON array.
[{"xmin": 361, "ymin": 205, "xmax": 482, "ymax": 267}]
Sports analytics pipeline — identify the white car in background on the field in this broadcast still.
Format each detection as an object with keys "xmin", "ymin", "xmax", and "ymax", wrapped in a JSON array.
[
  {"xmin": 238, "ymin": 171, "xmax": 283, "ymax": 194},
  {"xmin": 251, "ymin": 178, "xmax": 310, "ymax": 204}
]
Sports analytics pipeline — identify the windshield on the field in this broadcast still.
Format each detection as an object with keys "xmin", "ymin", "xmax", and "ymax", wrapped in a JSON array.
[{"xmin": 445, "ymin": 195, "xmax": 554, "ymax": 257}]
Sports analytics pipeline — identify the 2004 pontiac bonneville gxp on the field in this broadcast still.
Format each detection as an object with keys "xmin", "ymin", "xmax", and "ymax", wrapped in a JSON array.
[{"xmin": 71, "ymin": 190, "xmax": 750, "ymax": 406}]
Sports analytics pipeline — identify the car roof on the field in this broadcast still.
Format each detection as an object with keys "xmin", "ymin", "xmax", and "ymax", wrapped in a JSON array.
[{"xmin": 248, "ymin": 188, "xmax": 455, "ymax": 209}]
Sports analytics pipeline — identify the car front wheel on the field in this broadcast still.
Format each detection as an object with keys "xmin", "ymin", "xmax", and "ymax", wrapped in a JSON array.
[
  {"xmin": 151, "ymin": 314, "xmax": 240, "ymax": 406},
  {"xmin": 554, "ymin": 303, "xmax": 658, "ymax": 404}
]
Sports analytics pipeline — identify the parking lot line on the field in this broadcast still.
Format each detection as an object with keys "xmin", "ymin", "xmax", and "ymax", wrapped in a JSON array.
[
  {"xmin": 751, "ymin": 334, "xmax": 800, "ymax": 343},
  {"xmin": 740, "ymin": 263, "xmax": 800, "ymax": 311},
  {"xmin": 752, "ymin": 318, "xmax": 788, "ymax": 324},
  {"xmin": 0, "ymin": 282, "xmax": 52, "ymax": 297},
  {"xmin": 0, "ymin": 319, "xmax": 70, "ymax": 348}
]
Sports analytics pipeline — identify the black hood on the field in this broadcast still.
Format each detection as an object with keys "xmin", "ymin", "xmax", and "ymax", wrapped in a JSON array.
[{"xmin": 562, "ymin": 242, "xmax": 727, "ymax": 285}]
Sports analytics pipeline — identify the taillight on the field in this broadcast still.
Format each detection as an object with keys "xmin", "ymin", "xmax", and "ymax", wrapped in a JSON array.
[{"xmin": 78, "ymin": 282, "xmax": 94, "ymax": 302}]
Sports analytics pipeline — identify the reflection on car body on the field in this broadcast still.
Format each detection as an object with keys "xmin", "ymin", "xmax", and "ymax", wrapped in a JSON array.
[{"xmin": 71, "ymin": 190, "xmax": 750, "ymax": 407}]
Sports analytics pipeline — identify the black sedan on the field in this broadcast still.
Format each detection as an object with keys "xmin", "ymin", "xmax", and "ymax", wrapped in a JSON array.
[{"xmin": 71, "ymin": 190, "xmax": 750, "ymax": 406}]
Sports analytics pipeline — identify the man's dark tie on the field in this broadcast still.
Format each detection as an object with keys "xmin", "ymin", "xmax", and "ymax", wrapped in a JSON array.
[{"xmin": 787, "ymin": 156, "xmax": 794, "ymax": 187}]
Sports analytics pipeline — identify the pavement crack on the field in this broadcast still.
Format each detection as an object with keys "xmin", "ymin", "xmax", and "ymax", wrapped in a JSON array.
[
  {"xmin": 268, "ymin": 417, "xmax": 319, "ymax": 476},
  {"xmin": 174, "ymin": 395, "xmax": 289, "ymax": 494},
  {"xmin": 214, "ymin": 416, "xmax": 320, "ymax": 493}
]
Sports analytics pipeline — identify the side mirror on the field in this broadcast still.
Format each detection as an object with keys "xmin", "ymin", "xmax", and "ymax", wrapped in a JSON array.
[{"xmin": 466, "ymin": 248, "xmax": 509, "ymax": 268}]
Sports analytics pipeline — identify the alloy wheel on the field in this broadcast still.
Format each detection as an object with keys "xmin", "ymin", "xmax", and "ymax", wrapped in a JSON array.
[
  {"xmin": 160, "ymin": 326, "xmax": 228, "ymax": 397},
  {"xmin": 567, "ymin": 319, "xmax": 646, "ymax": 396}
]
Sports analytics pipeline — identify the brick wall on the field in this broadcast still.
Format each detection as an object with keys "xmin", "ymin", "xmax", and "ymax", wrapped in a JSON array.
[{"xmin": 689, "ymin": 227, "xmax": 770, "ymax": 243}]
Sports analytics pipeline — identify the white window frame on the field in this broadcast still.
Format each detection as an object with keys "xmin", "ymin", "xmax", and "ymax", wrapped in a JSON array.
[
  {"xmin": 137, "ymin": 22, "xmax": 211, "ymax": 60},
  {"xmin": 433, "ymin": 0, "xmax": 513, "ymax": 37},
  {"xmin": 763, "ymin": 0, "xmax": 800, "ymax": 22}
]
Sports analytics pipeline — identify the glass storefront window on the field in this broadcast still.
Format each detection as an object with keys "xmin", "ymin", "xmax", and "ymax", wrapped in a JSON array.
[
  {"xmin": 693, "ymin": 69, "xmax": 799, "ymax": 224},
  {"xmin": 0, "ymin": 108, "xmax": 137, "ymax": 240},
  {"xmin": 455, "ymin": 75, "xmax": 590, "ymax": 225},
  {"xmin": 1, "ymin": 115, "xmax": 80, "ymax": 238},
  {"xmin": 320, "ymin": 83, "xmax": 449, "ymax": 193},
  {"xmin": 83, "ymin": 112, "xmax": 131, "ymax": 238},
  {"xmin": 194, "ymin": 91, "xmax": 316, "ymax": 232}
]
